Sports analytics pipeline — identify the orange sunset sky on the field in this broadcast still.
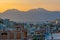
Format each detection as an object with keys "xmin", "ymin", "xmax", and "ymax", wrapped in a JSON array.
[{"xmin": 0, "ymin": 0, "xmax": 60, "ymax": 12}]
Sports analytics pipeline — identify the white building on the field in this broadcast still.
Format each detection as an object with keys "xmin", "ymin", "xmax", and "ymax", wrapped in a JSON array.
[{"xmin": 45, "ymin": 33, "xmax": 60, "ymax": 40}]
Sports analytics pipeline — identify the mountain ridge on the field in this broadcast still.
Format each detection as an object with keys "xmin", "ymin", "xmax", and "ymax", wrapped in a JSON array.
[
  {"xmin": 2, "ymin": 8, "xmax": 60, "ymax": 13},
  {"xmin": 0, "ymin": 8, "xmax": 60, "ymax": 22}
]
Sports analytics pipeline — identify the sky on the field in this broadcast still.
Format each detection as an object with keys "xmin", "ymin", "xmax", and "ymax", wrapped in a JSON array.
[{"xmin": 0, "ymin": 0, "xmax": 60, "ymax": 12}]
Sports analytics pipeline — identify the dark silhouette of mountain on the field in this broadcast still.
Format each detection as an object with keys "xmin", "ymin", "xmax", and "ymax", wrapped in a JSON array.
[{"xmin": 0, "ymin": 8, "xmax": 60, "ymax": 22}]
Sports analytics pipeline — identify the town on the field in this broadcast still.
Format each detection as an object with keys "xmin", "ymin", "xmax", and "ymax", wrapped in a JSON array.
[{"xmin": 0, "ymin": 18, "xmax": 60, "ymax": 40}]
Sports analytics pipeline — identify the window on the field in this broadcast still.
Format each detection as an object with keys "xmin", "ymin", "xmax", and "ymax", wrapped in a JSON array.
[{"xmin": 1, "ymin": 32, "xmax": 7, "ymax": 35}]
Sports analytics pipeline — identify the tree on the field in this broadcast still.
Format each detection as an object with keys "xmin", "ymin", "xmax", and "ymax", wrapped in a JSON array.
[{"xmin": 0, "ymin": 18, "xmax": 3, "ymax": 24}]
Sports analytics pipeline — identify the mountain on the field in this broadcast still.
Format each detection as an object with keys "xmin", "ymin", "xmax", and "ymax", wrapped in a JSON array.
[{"xmin": 0, "ymin": 8, "xmax": 60, "ymax": 22}]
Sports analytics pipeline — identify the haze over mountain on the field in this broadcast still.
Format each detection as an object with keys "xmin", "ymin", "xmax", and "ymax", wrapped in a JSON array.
[{"xmin": 0, "ymin": 8, "xmax": 60, "ymax": 23}]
